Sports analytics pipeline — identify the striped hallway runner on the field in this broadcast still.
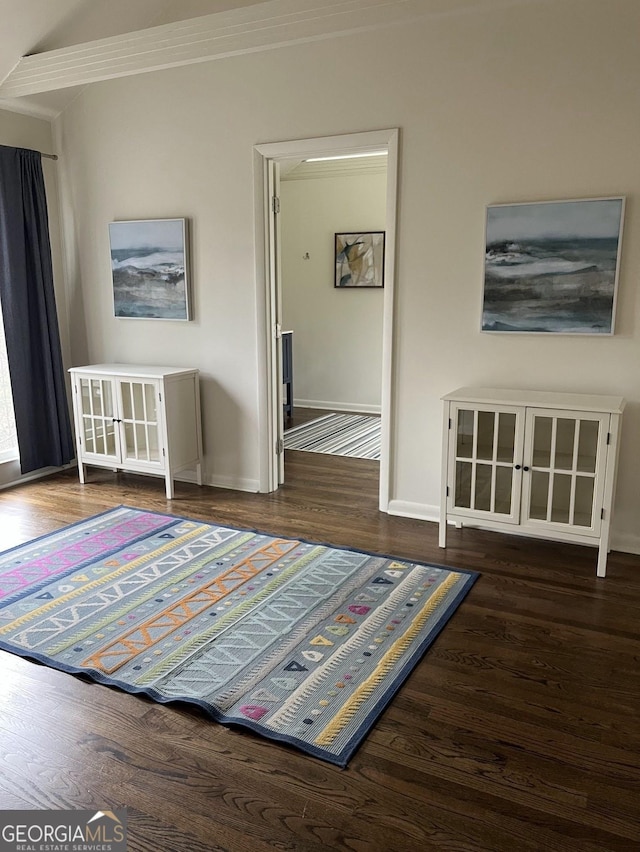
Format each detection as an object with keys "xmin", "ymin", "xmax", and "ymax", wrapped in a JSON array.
[{"xmin": 284, "ymin": 412, "xmax": 381, "ymax": 460}]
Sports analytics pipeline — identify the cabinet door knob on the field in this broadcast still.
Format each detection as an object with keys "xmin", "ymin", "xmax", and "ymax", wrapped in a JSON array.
[
  {"xmin": 523, "ymin": 466, "xmax": 530, "ymax": 472},
  {"xmin": 515, "ymin": 464, "xmax": 521, "ymax": 470}
]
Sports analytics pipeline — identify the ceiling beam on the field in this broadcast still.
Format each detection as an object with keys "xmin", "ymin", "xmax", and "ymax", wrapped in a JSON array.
[{"xmin": 0, "ymin": 0, "xmax": 428, "ymax": 98}]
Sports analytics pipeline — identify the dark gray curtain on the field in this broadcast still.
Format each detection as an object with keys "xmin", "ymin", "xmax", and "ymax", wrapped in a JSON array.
[{"xmin": 0, "ymin": 144, "xmax": 74, "ymax": 474}]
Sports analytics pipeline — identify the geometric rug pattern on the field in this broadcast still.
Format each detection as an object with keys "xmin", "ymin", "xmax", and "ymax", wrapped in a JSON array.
[
  {"xmin": 0, "ymin": 507, "xmax": 478, "ymax": 766},
  {"xmin": 284, "ymin": 412, "xmax": 381, "ymax": 460}
]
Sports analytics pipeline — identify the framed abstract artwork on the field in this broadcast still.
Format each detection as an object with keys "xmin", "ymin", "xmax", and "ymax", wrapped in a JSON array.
[
  {"xmin": 481, "ymin": 197, "xmax": 625, "ymax": 334},
  {"xmin": 335, "ymin": 231, "xmax": 385, "ymax": 288},
  {"xmin": 109, "ymin": 218, "xmax": 191, "ymax": 320}
]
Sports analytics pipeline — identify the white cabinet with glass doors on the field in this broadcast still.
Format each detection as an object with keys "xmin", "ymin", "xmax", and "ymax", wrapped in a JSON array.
[
  {"xmin": 69, "ymin": 364, "xmax": 202, "ymax": 499},
  {"xmin": 439, "ymin": 388, "xmax": 625, "ymax": 577}
]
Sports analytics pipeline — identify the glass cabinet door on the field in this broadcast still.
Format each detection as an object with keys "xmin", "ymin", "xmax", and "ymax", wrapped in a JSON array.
[
  {"xmin": 448, "ymin": 404, "xmax": 523, "ymax": 523},
  {"xmin": 77, "ymin": 377, "xmax": 118, "ymax": 459},
  {"xmin": 522, "ymin": 409, "xmax": 608, "ymax": 535},
  {"xmin": 118, "ymin": 380, "xmax": 162, "ymax": 467}
]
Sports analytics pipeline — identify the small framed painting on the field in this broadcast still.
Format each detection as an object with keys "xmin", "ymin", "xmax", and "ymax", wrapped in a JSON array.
[
  {"xmin": 482, "ymin": 197, "xmax": 625, "ymax": 334},
  {"xmin": 109, "ymin": 218, "xmax": 191, "ymax": 320},
  {"xmin": 335, "ymin": 231, "xmax": 385, "ymax": 288}
]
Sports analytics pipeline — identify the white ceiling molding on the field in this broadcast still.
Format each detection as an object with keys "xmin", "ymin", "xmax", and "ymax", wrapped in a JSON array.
[
  {"xmin": 0, "ymin": 96, "xmax": 60, "ymax": 120},
  {"xmin": 0, "ymin": 0, "xmax": 430, "ymax": 98}
]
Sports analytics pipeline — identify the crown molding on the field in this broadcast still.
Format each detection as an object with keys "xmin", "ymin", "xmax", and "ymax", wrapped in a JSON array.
[
  {"xmin": 281, "ymin": 156, "xmax": 388, "ymax": 181},
  {"xmin": 0, "ymin": 0, "xmax": 428, "ymax": 98},
  {"xmin": 0, "ymin": 96, "xmax": 59, "ymax": 120}
]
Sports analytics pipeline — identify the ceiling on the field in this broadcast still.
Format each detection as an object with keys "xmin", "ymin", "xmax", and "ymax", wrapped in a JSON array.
[{"xmin": 281, "ymin": 153, "xmax": 388, "ymax": 181}]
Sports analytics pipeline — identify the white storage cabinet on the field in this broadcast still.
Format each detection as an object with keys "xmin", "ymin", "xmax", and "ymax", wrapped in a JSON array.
[
  {"xmin": 440, "ymin": 387, "xmax": 625, "ymax": 577},
  {"xmin": 69, "ymin": 364, "xmax": 203, "ymax": 499}
]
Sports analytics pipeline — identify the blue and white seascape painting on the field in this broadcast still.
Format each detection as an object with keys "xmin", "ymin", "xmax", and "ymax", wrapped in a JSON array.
[
  {"xmin": 482, "ymin": 198, "xmax": 624, "ymax": 334},
  {"xmin": 110, "ymin": 219, "xmax": 190, "ymax": 320}
]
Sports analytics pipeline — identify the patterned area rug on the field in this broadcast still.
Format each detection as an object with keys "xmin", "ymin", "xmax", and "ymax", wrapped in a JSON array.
[
  {"xmin": 0, "ymin": 507, "xmax": 477, "ymax": 767},
  {"xmin": 284, "ymin": 413, "xmax": 381, "ymax": 460}
]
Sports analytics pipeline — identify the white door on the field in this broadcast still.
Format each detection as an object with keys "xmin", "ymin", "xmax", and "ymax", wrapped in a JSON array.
[
  {"xmin": 521, "ymin": 408, "xmax": 609, "ymax": 536},
  {"xmin": 75, "ymin": 375, "xmax": 119, "ymax": 464},
  {"xmin": 447, "ymin": 402, "xmax": 524, "ymax": 524},
  {"xmin": 267, "ymin": 159, "xmax": 285, "ymax": 485},
  {"xmin": 117, "ymin": 378, "xmax": 163, "ymax": 471}
]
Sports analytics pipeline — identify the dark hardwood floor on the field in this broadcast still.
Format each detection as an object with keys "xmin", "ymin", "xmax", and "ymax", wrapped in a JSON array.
[{"xmin": 0, "ymin": 451, "xmax": 639, "ymax": 851}]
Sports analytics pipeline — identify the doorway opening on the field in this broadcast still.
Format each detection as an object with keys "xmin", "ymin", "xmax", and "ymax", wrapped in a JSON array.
[
  {"xmin": 279, "ymin": 153, "xmax": 386, "ymax": 470},
  {"xmin": 254, "ymin": 129, "xmax": 399, "ymax": 512}
]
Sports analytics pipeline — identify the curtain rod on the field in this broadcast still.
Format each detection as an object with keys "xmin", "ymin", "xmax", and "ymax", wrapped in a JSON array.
[{"xmin": 41, "ymin": 152, "xmax": 58, "ymax": 161}]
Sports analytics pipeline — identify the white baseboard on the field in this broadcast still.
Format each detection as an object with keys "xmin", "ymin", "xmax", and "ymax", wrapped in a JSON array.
[
  {"xmin": 173, "ymin": 468, "xmax": 259, "ymax": 493},
  {"xmin": 295, "ymin": 399, "xmax": 381, "ymax": 415},
  {"xmin": 387, "ymin": 500, "xmax": 440, "ymax": 523},
  {"xmin": 0, "ymin": 463, "xmax": 75, "ymax": 491},
  {"xmin": 47, "ymin": 466, "xmax": 261, "ymax": 496},
  {"xmin": 610, "ymin": 530, "xmax": 640, "ymax": 556},
  {"xmin": 200, "ymin": 473, "xmax": 260, "ymax": 493},
  {"xmin": 387, "ymin": 499, "xmax": 640, "ymax": 557},
  {"xmin": 6, "ymin": 460, "xmax": 639, "ymax": 555}
]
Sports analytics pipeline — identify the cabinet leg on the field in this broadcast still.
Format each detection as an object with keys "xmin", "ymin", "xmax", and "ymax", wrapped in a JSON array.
[
  {"xmin": 439, "ymin": 522, "xmax": 446, "ymax": 548},
  {"xmin": 195, "ymin": 462, "xmax": 203, "ymax": 487},
  {"xmin": 165, "ymin": 477, "xmax": 174, "ymax": 500},
  {"xmin": 596, "ymin": 543, "xmax": 608, "ymax": 578},
  {"xmin": 78, "ymin": 463, "xmax": 86, "ymax": 484}
]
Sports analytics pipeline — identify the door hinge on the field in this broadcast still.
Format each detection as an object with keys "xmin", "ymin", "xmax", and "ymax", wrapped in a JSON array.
[
  {"xmin": 272, "ymin": 196, "xmax": 280, "ymax": 214},
  {"xmin": 606, "ymin": 432, "xmax": 611, "ymax": 445},
  {"xmin": 276, "ymin": 437, "xmax": 284, "ymax": 455},
  {"xmin": 601, "ymin": 508, "xmax": 605, "ymax": 520},
  {"xmin": 446, "ymin": 486, "xmax": 450, "ymax": 497},
  {"xmin": 159, "ymin": 392, "xmax": 162, "ymax": 402},
  {"xmin": 162, "ymin": 447, "xmax": 166, "ymax": 457},
  {"xmin": 448, "ymin": 418, "xmax": 452, "ymax": 429}
]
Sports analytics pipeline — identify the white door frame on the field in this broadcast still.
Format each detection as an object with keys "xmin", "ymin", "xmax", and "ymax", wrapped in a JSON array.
[{"xmin": 253, "ymin": 128, "xmax": 399, "ymax": 511}]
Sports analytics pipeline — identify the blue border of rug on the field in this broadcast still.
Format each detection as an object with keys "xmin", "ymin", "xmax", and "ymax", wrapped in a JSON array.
[{"xmin": 0, "ymin": 505, "xmax": 479, "ymax": 768}]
